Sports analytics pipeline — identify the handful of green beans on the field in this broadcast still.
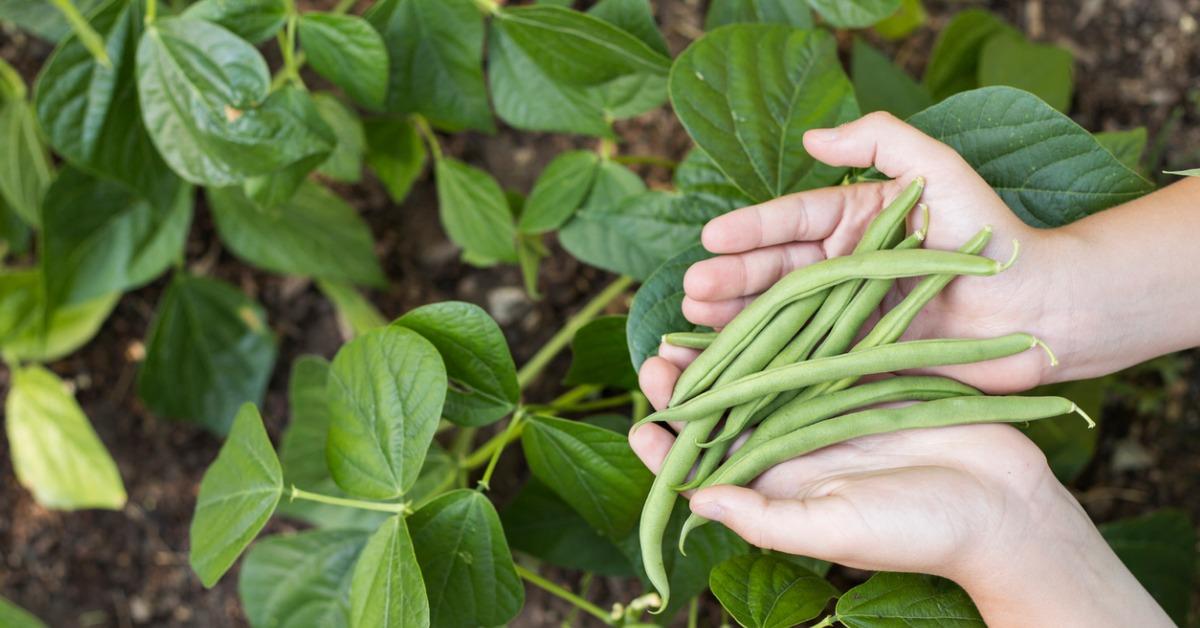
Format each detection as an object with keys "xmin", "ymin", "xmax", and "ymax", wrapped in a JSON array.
[{"xmin": 636, "ymin": 178, "xmax": 1093, "ymax": 612}]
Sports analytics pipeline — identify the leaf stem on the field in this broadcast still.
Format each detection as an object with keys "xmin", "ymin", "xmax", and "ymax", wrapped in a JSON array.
[
  {"xmin": 471, "ymin": 0, "xmax": 501, "ymax": 15},
  {"xmin": 613, "ymin": 154, "xmax": 679, "ymax": 170},
  {"xmin": 810, "ymin": 615, "xmax": 837, "ymax": 628},
  {"xmin": 527, "ymin": 392, "xmax": 633, "ymax": 415},
  {"xmin": 461, "ymin": 418, "xmax": 526, "ymax": 470},
  {"xmin": 450, "ymin": 426, "xmax": 477, "ymax": 487},
  {"xmin": 145, "ymin": 0, "xmax": 157, "ymax": 24},
  {"xmin": 413, "ymin": 114, "xmax": 444, "ymax": 161},
  {"xmin": 51, "ymin": 0, "xmax": 112, "ymax": 67},
  {"xmin": 289, "ymin": 486, "xmax": 411, "ymax": 514},
  {"xmin": 477, "ymin": 409, "xmax": 525, "ymax": 491},
  {"xmin": 515, "ymin": 564, "xmax": 614, "ymax": 625},
  {"xmin": 332, "ymin": 0, "xmax": 358, "ymax": 14},
  {"xmin": 687, "ymin": 597, "xmax": 699, "ymax": 628},
  {"xmin": 517, "ymin": 275, "xmax": 633, "ymax": 390}
]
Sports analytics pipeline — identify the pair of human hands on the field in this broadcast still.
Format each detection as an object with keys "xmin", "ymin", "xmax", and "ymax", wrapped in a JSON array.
[{"xmin": 629, "ymin": 113, "xmax": 1172, "ymax": 626}]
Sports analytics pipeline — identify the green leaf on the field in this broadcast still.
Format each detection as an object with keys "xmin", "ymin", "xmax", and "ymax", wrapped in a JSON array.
[
  {"xmin": 521, "ymin": 414, "xmax": 652, "ymax": 539},
  {"xmin": 435, "ymin": 158, "xmax": 518, "ymax": 263},
  {"xmin": 835, "ymin": 572, "xmax": 983, "ymax": 627},
  {"xmin": 209, "ymin": 182, "xmax": 385, "ymax": 287},
  {"xmin": 40, "ymin": 167, "xmax": 192, "ymax": 310},
  {"xmin": 138, "ymin": 273, "xmax": 276, "ymax": 434},
  {"xmin": 922, "ymin": 9, "xmax": 1017, "ymax": 101},
  {"xmin": 851, "ymin": 37, "xmax": 932, "ymax": 119},
  {"xmin": 34, "ymin": 0, "xmax": 176, "ymax": 208},
  {"xmin": 1165, "ymin": 168, "xmax": 1200, "ymax": 177},
  {"xmin": 0, "ymin": 596, "xmax": 46, "ymax": 628},
  {"xmin": 365, "ymin": 0, "xmax": 492, "ymax": 132},
  {"xmin": 408, "ymin": 490, "xmax": 524, "ymax": 627},
  {"xmin": 519, "ymin": 151, "xmax": 601, "ymax": 234},
  {"xmin": 626, "ymin": 244, "xmax": 712, "ymax": 370},
  {"xmin": 709, "ymin": 554, "xmax": 838, "ymax": 628},
  {"xmin": 299, "ymin": 13, "xmax": 389, "ymax": 110},
  {"xmin": 674, "ymin": 148, "xmax": 754, "ymax": 211},
  {"xmin": 393, "ymin": 301, "xmax": 518, "ymax": 428},
  {"xmin": 565, "ymin": 315, "xmax": 638, "ymax": 390},
  {"xmin": 363, "ymin": 115, "xmax": 426, "ymax": 204},
  {"xmin": 807, "ymin": 0, "xmax": 900, "ymax": 28},
  {"xmin": 5, "ymin": 365, "xmax": 126, "ymax": 511},
  {"xmin": 239, "ymin": 529, "xmax": 368, "ymax": 628},
  {"xmin": 0, "ymin": 272, "xmax": 118, "ymax": 363},
  {"xmin": 977, "ymin": 35, "xmax": 1074, "ymax": 112},
  {"xmin": 495, "ymin": 5, "xmax": 670, "ymax": 87},
  {"xmin": 0, "ymin": 0, "xmax": 105, "ymax": 41},
  {"xmin": 349, "ymin": 515, "xmax": 429, "ymax": 628},
  {"xmin": 317, "ymin": 280, "xmax": 387, "ymax": 340},
  {"xmin": 314, "ymin": 93, "xmax": 366, "ymax": 183},
  {"xmin": 516, "ymin": 232, "xmax": 546, "ymax": 299},
  {"xmin": 1094, "ymin": 128, "xmax": 1147, "ymax": 171},
  {"xmin": 326, "ymin": 326, "xmax": 447, "ymax": 500},
  {"xmin": 1100, "ymin": 510, "xmax": 1197, "ymax": 626},
  {"xmin": 501, "ymin": 476, "xmax": 636, "ymax": 577},
  {"xmin": 908, "ymin": 87, "xmax": 1154, "ymax": 227},
  {"xmin": 588, "ymin": 0, "xmax": 669, "ymax": 55},
  {"xmin": 705, "ymin": 0, "xmax": 813, "ymax": 29},
  {"xmin": 136, "ymin": 17, "xmax": 332, "ymax": 186},
  {"xmin": 0, "ymin": 193, "xmax": 29, "ymax": 255},
  {"xmin": 183, "ymin": 0, "xmax": 287, "ymax": 43},
  {"xmin": 189, "ymin": 404, "xmax": 283, "ymax": 588},
  {"xmin": 0, "ymin": 94, "xmax": 52, "ymax": 228},
  {"xmin": 1022, "ymin": 377, "xmax": 1104, "ymax": 483},
  {"xmin": 237, "ymin": 86, "xmax": 336, "ymax": 208},
  {"xmin": 670, "ymin": 25, "xmax": 859, "ymax": 203},
  {"xmin": 873, "ymin": 0, "xmax": 925, "ymax": 40}
]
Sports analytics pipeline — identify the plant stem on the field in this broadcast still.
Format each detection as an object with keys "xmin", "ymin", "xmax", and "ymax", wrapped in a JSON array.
[
  {"xmin": 471, "ymin": 0, "xmax": 501, "ymax": 14},
  {"xmin": 450, "ymin": 426, "xmax": 477, "ymax": 487},
  {"xmin": 547, "ymin": 384, "xmax": 602, "ymax": 409},
  {"xmin": 515, "ymin": 564, "xmax": 613, "ymax": 625},
  {"xmin": 687, "ymin": 597, "xmax": 699, "ymax": 628},
  {"xmin": 52, "ymin": 0, "xmax": 112, "ymax": 67},
  {"xmin": 461, "ymin": 418, "xmax": 527, "ymax": 469},
  {"xmin": 477, "ymin": 409, "xmax": 525, "ymax": 491},
  {"xmin": 517, "ymin": 275, "xmax": 633, "ymax": 390},
  {"xmin": 545, "ymin": 393, "xmax": 634, "ymax": 414},
  {"xmin": 413, "ymin": 115, "xmax": 444, "ymax": 161},
  {"xmin": 598, "ymin": 138, "xmax": 618, "ymax": 159},
  {"xmin": 332, "ymin": 0, "xmax": 357, "ymax": 14},
  {"xmin": 145, "ymin": 0, "xmax": 157, "ymax": 24},
  {"xmin": 289, "ymin": 486, "xmax": 411, "ymax": 514},
  {"xmin": 613, "ymin": 154, "xmax": 679, "ymax": 170},
  {"xmin": 810, "ymin": 615, "xmax": 837, "ymax": 628}
]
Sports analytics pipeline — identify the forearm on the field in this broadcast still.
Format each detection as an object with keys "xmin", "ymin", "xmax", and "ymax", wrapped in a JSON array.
[{"xmin": 1042, "ymin": 177, "xmax": 1200, "ymax": 381}]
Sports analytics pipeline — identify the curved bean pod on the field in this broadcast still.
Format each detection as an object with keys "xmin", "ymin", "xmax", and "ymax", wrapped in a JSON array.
[
  {"xmin": 677, "ymin": 395, "xmax": 1095, "ymax": 550},
  {"xmin": 662, "ymin": 331, "xmax": 717, "ymax": 350}
]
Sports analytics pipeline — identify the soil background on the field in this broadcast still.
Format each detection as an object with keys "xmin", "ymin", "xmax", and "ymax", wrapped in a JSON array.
[{"xmin": 1, "ymin": 0, "xmax": 1198, "ymax": 626}]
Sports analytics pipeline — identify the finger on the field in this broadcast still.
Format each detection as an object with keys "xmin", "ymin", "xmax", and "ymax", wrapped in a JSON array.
[
  {"xmin": 638, "ymin": 357, "xmax": 681, "ymax": 411},
  {"xmin": 684, "ymin": 242, "xmax": 825, "ymax": 301},
  {"xmin": 701, "ymin": 182, "xmax": 891, "ymax": 254},
  {"xmin": 657, "ymin": 341, "xmax": 700, "ymax": 371},
  {"xmin": 682, "ymin": 295, "xmax": 755, "ymax": 328},
  {"xmin": 628, "ymin": 421, "xmax": 676, "ymax": 475},
  {"xmin": 804, "ymin": 111, "xmax": 964, "ymax": 182},
  {"xmin": 688, "ymin": 485, "xmax": 854, "ymax": 558}
]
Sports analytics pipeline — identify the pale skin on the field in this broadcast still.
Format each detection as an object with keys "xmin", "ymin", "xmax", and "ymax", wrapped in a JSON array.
[{"xmin": 632, "ymin": 112, "xmax": 1198, "ymax": 627}]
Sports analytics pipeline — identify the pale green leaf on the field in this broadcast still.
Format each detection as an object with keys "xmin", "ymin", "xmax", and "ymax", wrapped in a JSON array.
[
  {"xmin": 0, "ymin": 0, "xmax": 105, "ymax": 41},
  {"xmin": 189, "ymin": 404, "xmax": 283, "ymax": 587},
  {"xmin": 300, "ymin": 13, "xmax": 388, "ymax": 109},
  {"xmin": 0, "ymin": 97, "xmax": 52, "ymax": 228},
  {"xmin": 807, "ymin": 0, "xmax": 900, "ymax": 28},
  {"xmin": 239, "ymin": 529, "xmax": 368, "ymax": 628},
  {"xmin": 1165, "ymin": 168, "xmax": 1200, "ymax": 177},
  {"xmin": 0, "ymin": 596, "xmax": 46, "ymax": 628},
  {"xmin": 835, "ymin": 572, "xmax": 983, "ymax": 627},
  {"xmin": 317, "ymin": 280, "xmax": 387, "ymax": 340},
  {"xmin": 314, "ymin": 93, "xmax": 366, "ymax": 183},
  {"xmin": 978, "ymin": 35, "xmax": 1074, "ymax": 112},
  {"xmin": 922, "ymin": 9, "xmax": 1017, "ymax": 101},
  {"xmin": 873, "ymin": 0, "xmax": 925, "ymax": 40},
  {"xmin": 519, "ymin": 150, "xmax": 601, "ymax": 234},
  {"xmin": 349, "ymin": 516, "xmax": 429, "ymax": 628},
  {"xmin": 6, "ymin": 365, "xmax": 126, "ymax": 511},
  {"xmin": 851, "ymin": 37, "xmax": 932, "ymax": 119},
  {"xmin": 363, "ymin": 115, "xmax": 426, "ymax": 204},
  {"xmin": 0, "ymin": 271, "xmax": 118, "ymax": 363},
  {"xmin": 183, "ymin": 0, "xmax": 287, "ymax": 43},
  {"xmin": 1094, "ymin": 128, "xmax": 1147, "ymax": 171},
  {"xmin": 709, "ymin": 554, "xmax": 838, "ymax": 628},
  {"xmin": 434, "ymin": 158, "xmax": 518, "ymax": 263},
  {"xmin": 326, "ymin": 326, "xmax": 446, "ymax": 500},
  {"xmin": 238, "ymin": 87, "xmax": 335, "ymax": 208}
]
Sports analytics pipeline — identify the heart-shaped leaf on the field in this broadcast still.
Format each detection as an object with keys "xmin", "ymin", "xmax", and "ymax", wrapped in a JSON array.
[
  {"xmin": 408, "ymin": 490, "xmax": 524, "ymax": 627},
  {"xmin": 626, "ymin": 244, "xmax": 713, "ymax": 370},
  {"xmin": 6, "ymin": 365, "xmax": 126, "ymax": 511},
  {"xmin": 239, "ymin": 529, "xmax": 369, "ymax": 628},
  {"xmin": 394, "ymin": 301, "xmax": 518, "ymax": 427},
  {"xmin": 364, "ymin": 115, "xmax": 426, "ymax": 204},
  {"xmin": 519, "ymin": 150, "xmax": 601, "ymax": 234},
  {"xmin": 208, "ymin": 181, "xmax": 385, "ymax": 287},
  {"xmin": 908, "ymin": 86, "xmax": 1154, "ymax": 227},
  {"xmin": 350, "ymin": 515, "xmax": 428, "ymax": 628},
  {"xmin": 710, "ymin": 554, "xmax": 837, "ymax": 628},
  {"xmin": 670, "ymin": 25, "xmax": 859, "ymax": 203},
  {"xmin": 299, "ymin": 14, "xmax": 388, "ymax": 109},
  {"xmin": 435, "ymin": 158, "xmax": 518, "ymax": 264},
  {"xmin": 189, "ymin": 404, "xmax": 283, "ymax": 587},
  {"xmin": 138, "ymin": 273, "xmax": 276, "ymax": 434},
  {"xmin": 521, "ymin": 414, "xmax": 652, "ymax": 539},
  {"xmin": 326, "ymin": 326, "xmax": 446, "ymax": 500},
  {"xmin": 835, "ymin": 572, "xmax": 983, "ymax": 627}
]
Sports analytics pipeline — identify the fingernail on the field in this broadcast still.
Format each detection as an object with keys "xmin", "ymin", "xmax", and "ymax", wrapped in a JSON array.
[
  {"xmin": 690, "ymin": 499, "xmax": 724, "ymax": 519},
  {"xmin": 807, "ymin": 128, "xmax": 839, "ymax": 142}
]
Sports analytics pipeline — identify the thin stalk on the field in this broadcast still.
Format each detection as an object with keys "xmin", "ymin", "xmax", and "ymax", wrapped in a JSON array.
[
  {"xmin": 52, "ymin": 0, "xmax": 112, "ymax": 67},
  {"xmin": 472, "ymin": 0, "xmax": 501, "ymax": 14},
  {"xmin": 549, "ymin": 393, "xmax": 633, "ymax": 414},
  {"xmin": 517, "ymin": 276, "xmax": 634, "ymax": 390},
  {"xmin": 598, "ymin": 138, "xmax": 618, "ymax": 159},
  {"xmin": 332, "ymin": 0, "xmax": 357, "ymax": 13},
  {"xmin": 290, "ymin": 486, "xmax": 411, "ymax": 514},
  {"xmin": 562, "ymin": 573, "xmax": 595, "ymax": 627},
  {"xmin": 515, "ymin": 564, "xmax": 613, "ymax": 625},
  {"xmin": 810, "ymin": 616, "xmax": 836, "ymax": 628},
  {"xmin": 413, "ymin": 114, "xmax": 444, "ymax": 161},
  {"xmin": 450, "ymin": 427, "xmax": 477, "ymax": 487},
  {"xmin": 687, "ymin": 597, "xmax": 699, "ymax": 628},
  {"xmin": 461, "ymin": 418, "xmax": 527, "ymax": 470},
  {"xmin": 477, "ymin": 410, "xmax": 525, "ymax": 491},
  {"xmin": 546, "ymin": 384, "xmax": 602, "ymax": 409},
  {"xmin": 145, "ymin": 0, "xmax": 157, "ymax": 24},
  {"xmin": 613, "ymin": 154, "xmax": 679, "ymax": 170}
]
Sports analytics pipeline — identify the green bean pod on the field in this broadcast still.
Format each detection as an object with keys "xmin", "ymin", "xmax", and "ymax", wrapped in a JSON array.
[
  {"xmin": 639, "ymin": 332, "xmax": 1048, "ymax": 426},
  {"xmin": 662, "ymin": 331, "xmax": 717, "ymax": 350},
  {"xmin": 677, "ymin": 395, "xmax": 1094, "ymax": 550},
  {"xmin": 668, "ymin": 178, "xmax": 927, "ymax": 406},
  {"xmin": 703, "ymin": 228, "xmax": 928, "ymax": 447}
]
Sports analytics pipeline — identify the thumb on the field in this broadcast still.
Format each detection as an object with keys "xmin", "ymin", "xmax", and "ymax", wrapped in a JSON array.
[
  {"xmin": 803, "ymin": 111, "xmax": 964, "ymax": 181},
  {"xmin": 690, "ymin": 485, "xmax": 850, "ymax": 558}
]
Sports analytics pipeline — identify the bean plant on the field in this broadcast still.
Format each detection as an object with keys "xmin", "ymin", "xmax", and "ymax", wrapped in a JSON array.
[{"xmin": 1, "ymin": 0, "xmax": 1196, "ymax": 625}]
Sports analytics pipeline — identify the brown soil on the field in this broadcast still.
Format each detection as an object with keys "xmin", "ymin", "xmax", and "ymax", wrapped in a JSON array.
[{"xmin": 2, "ymin": 1, "xmax": 1198, "ymax": 626}]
